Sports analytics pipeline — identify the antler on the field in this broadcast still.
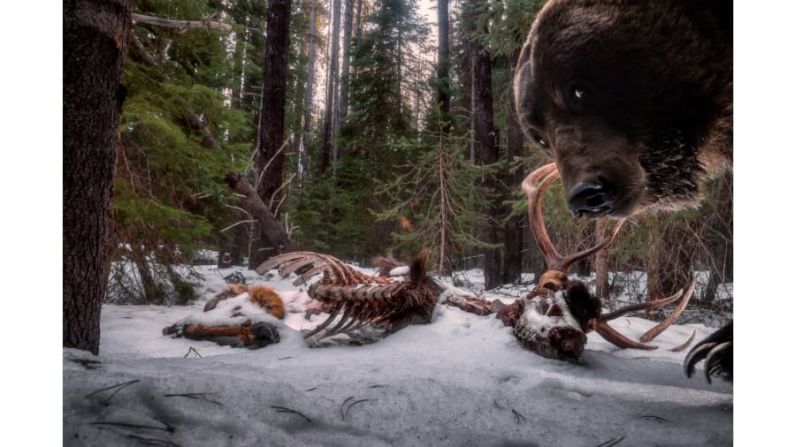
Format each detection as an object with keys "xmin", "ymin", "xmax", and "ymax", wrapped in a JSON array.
[
  {"xmin": 592, "ymin": 269, "xmax": 697, "ymax": 351},
  {"xmin": 522, "ymin": 163, "xmax": 693, "ymax": 351},
  {"xmin": 522, "ymin": 163, "xmax": 627, "ymax": 290}
]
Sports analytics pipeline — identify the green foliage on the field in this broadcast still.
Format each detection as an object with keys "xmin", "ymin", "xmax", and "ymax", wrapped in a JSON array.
[
  {"xmin": 345, "ymin": 0, "xmax": 430, "ymax": 141},
  {"xmin": 289, "ymin": 156, "xmax": 382, "ymax": 259},
  {"xmin": 111, "ymin": 0, "xmax": 266, "ymax": 300},
  {"xmin": 290, "ymin": 0, "xmax": 434, "ymax": 262},
  {"xmin": 374, "ymin": 126, "xmax": 491, "ymax": 272}
]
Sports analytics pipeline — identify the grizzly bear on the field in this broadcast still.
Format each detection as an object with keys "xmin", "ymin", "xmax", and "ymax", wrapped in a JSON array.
[{"xmin": 513, "ymin": 0, "xmax": 732, "ymax": 381}]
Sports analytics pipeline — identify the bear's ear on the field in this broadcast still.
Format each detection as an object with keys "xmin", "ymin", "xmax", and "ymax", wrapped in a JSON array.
[{"xmin": 409, "ymin": 248, "xmax": 430, "ymax": 285}]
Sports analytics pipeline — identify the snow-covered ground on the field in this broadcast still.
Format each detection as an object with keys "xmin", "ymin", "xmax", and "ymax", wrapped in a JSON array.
[{"xmin": 64, "ymin": 265, "xmax": 732, "ymax": 446}]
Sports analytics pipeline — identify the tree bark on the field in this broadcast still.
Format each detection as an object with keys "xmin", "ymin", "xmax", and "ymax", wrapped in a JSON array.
[
  {"xmin": 354, "ymin": 0, "xmax": 364, "ymax": 41},
  {"xmin": 468, "ymin": 0, "xmax": 501, "ymax": 289},
  {"xmin": 502, "ymin": 70, "xmax": 524, "ymax": 284},
  {"xmin": 251, "ymin": 0, "xmax": 293, "ymax": 268},
  {"xmin": 594, "ymin": 219, "xmax": 609, "ymax": 299},
  {"xmin": 299, "ymin": 0, "xmax": 318, "ymax": 182},
  {"xmin": 226, "ymin": 173, "xmax": 299, "ymax": 256},
  {"xmin": 337, "ymin": 0, "xmax": 354, "ymax": 142},
  {"xmin": 64, "ymin": 0, "xmax": 133, "ymax": 354},
  {"xmin": 320, "ymin": 0, "xmax": 341, "ymax": 175},
  {"xmin": 436, "ymin": 0, "xmax": 451, "ymax": 127}
]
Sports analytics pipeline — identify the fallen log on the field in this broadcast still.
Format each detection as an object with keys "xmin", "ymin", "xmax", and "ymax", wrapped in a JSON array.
[{"xmin": 225, "ymin": 172, "xmax": 299, "ymax": 254}]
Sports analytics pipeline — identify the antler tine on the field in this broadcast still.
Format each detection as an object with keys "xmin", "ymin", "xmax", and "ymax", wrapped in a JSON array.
[
  {"xmin": 522, "ymin": 163, "xmax": 564, "ymax": 269},
  {"xmin": 559, "ymin": 217, "xmax": 627, "ymax": 272},
  {"xmin": 593, "ymin": 320, "xmax": 658, "ymax": 350},
  {"xmin": 594, "ymin": 279, "xmax": 696, "ymax": 350},
  {"xmin": 600, "ymin": 288, "xmax": 684, "ymax": 321},
  {"xmin": 639, "ymin": 279, "xmax": 696, "ymax": 342},
  {"xmin": 522, "ymin": 163, "xmax": 626, "ymax": 274}
]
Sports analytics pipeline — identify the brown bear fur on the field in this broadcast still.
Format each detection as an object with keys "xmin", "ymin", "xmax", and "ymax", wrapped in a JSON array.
[{"xmin": 513, "ymin": 0, "xmax": 732, "ymax": 217}]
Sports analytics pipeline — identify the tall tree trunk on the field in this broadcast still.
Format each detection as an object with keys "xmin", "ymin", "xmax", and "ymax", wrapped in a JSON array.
[
  {"xmin": 397, "ymin": 26, "xmax": 403, "ymax": 117},
  {"xmin": 469, "ymin": 0, "xmax": 501, "ymax": 289},
  {"xmin": 320, "ymin": 0, "xmax": 341, "ymax": 175},
  {"xmin": 337, "ymin": 0, "xmax": 354, "ymax": 134},
  {"xmin": 502, "ymin": 67, "xmax": 524, "ymax": 284},
  {"xmin": 231, "ymin": 16, "xmax": 250, "ymax": 111},
  {"xmin": 251, "ymin": 0, "xmax": 293, "ymax": 268},
  {"xmin": 594, "ymin": 219, "xmax": 610, "ymax": 299},
  {"xmin": 299, "ymin": 0, "xmax": 318, "ymax": 182},
  {"xmin": 469, "ymin": 52, "xmax": 476, "ymax": 162},
  {"xmin": 436, "ymin": 0, "xmax": 451, "ymax": 127},
  {"xmin": 63, "ymin": 0, "xmax": 133, "ymax": 354},
  {"xmin": 354, "ymin": 0, "xmax": 364, "ymax": 40},
  {"xmin": 437, "ymin": 134, "xmax": 451, "ymax": 275}
]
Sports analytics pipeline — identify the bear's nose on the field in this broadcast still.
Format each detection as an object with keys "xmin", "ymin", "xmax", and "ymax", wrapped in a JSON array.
[{"xmin": 567, "ymin": 179, "xmax": 615, "ymax": 218}]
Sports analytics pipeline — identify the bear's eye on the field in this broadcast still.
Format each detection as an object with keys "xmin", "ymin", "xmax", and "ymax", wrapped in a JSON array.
[
  {"xmin": 571, "ymin": 85, "xmax": 588, "ymax": 100},
  {"xmin": 531, "ymin": 132, "xmax": 548, "ymax": 148}
]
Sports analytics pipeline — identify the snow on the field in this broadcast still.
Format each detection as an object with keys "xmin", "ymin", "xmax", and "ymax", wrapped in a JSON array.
[{"xmin": 64, "ymin": 265, "xmax": 732, "ymax": 446}]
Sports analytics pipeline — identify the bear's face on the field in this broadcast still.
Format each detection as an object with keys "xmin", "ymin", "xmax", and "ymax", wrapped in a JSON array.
[{"xmin": 514, "ymin": 0, "xmax": 731, "ymax": 218}]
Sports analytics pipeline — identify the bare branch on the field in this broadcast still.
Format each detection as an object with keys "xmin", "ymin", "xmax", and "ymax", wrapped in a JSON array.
[
  {"xmin": 220, "ymin": 219, "xmax": 258, "ymax": 233},
  {"xmin": 223, "ymin": 204, "xmax": 251, "ymax": 216},
  {"xmin": 254, "ymin": 141, "xmax": 289, "ymax": 190},
  {"xmin": 131, "ymin": 13, "xmax": 232, "ymax": 31},
  {"xmin": 269, "ymin": 173, "xmax": 296, "ymax": 214},
  {"xmin": 131, "ymin": 33, "xmax": 158, "ymax": 66}
]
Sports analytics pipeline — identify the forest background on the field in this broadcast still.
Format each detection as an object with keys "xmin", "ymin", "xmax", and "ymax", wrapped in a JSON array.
[
  {"xmin": 104, "ymin": 0, "xmax": 732, "ymax": 309},
  {"xmin": 6, "ymin": 1, "xmax": 794, "ymax": 444}
]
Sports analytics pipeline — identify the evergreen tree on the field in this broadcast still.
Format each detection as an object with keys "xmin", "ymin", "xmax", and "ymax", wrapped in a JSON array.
[
  {"xmin": 375, "ymin": 123, "xmax": 489, "ymax": 274},
  {"xmin": 291, "ymin": 0, "xmax": 431, "ymax": 260},
  {"xmin": 113, "ymin": 0, "xmax": 249, "ymax": 303}
]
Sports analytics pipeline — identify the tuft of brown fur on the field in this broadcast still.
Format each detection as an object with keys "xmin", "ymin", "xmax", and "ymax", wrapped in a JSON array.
[
  {"xmin": 248, "ymin": 285, "xmax": 285, "ymax": 319},
  {"xmin": 228, "ymin": 282, "xmax": 248, "ymax": 296},
  {"xmin": 409, "ymin": 248, "xmax": 430, "ymax": 285},
  {"xmin": 204, "ymin": 282, "xmax": 250, "ymax": 312}
]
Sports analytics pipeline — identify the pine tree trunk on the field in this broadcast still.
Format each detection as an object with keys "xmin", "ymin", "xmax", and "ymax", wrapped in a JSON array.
[
  {"xmin": 337, "ymin": 0, "xmax": 354, "ymax": 145},
  {"xmin": 320, "ymin": 0, "xmax": 341, "ymax": 175},
  {"xmin": 397, "ymin": 26, "xmax": 403, "ymax": 117},
  {"xmin": 595, "ymin": 219, "xmax": 610, "ymax": 299},
  {"xmin": 63, "ymin": 0, "xmax": 133, "ymax": 354},
  {"xmin": 469, "ymin": 52, "xmax": 476, "ymax": 163},
  {"xmin": 468, "ymin": 0, "xmax": 501, "ymax": 289},
  {"xmin": 502, "ymin": 70, "xmax": 524, "ymax": 284},
  {"xmin": 354, "ymin": 0, "xmax": 364, "ymax": 40},
  {"xmin": 299, "ymin": 0, "xmax": 318, "ymax": 182},
  {"xmin": 230, "ymin": 22, "xmax": 245, "ymax": 110},
  {"xmin": 436, "ymin": 0, "xmax": 451, "ymax": 125},
  {"xmin": 251, "ymin": 0, "xmax": 293, "ymax": 268}
]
